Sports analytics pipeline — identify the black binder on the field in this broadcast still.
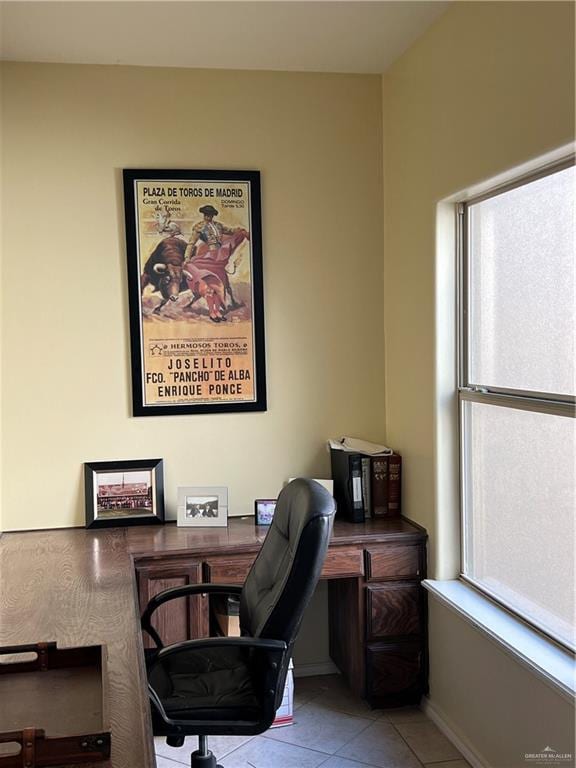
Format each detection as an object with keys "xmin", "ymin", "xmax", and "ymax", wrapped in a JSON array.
[{"xmin": 330, "ymin": 449, "xmax": 366, "ymax": 523}]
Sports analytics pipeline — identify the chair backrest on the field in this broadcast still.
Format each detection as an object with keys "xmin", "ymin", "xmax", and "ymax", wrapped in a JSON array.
[{"xmin": 239, "ymin": 478, "xmax": 336, "ymax": 647}]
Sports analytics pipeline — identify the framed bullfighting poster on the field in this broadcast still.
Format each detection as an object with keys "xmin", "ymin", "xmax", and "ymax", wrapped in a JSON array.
[{"xmin": 123, "ymin": 169, "xmax": 266, "ymax": 416}]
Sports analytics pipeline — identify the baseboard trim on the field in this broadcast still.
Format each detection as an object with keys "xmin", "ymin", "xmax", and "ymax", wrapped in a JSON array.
[
  {"xmin": 293, "ymin": 661, "xmax": 339, "ymax": 678},
  {"xmin": 421, "ymin": 696, "xmax": 491, "ymax": 768}
]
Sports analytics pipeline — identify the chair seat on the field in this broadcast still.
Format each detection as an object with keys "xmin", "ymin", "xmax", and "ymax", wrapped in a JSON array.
[{"xmin": 147, "ymin": 645, "xmax": 261, "ymax": 721}]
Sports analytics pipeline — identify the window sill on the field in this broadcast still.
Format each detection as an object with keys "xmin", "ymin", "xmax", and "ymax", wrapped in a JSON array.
[{"xmin": 423, "ymin": 579, "xmax": 575, "ymax": 701}]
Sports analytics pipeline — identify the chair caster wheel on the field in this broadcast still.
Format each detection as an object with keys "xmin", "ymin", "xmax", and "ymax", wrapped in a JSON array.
[{"xmin": 167, "ymin": 735, "xmax": 185, "ymax": 747}]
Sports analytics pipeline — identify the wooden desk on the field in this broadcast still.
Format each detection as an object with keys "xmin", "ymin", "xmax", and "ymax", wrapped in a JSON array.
[{"xmin": 0, "ymin": 516, "xmax": 427, "ymax": 768}]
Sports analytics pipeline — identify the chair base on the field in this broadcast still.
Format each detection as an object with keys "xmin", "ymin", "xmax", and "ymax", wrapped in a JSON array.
[
  {"xmin": 167, "ymin": 735, "xmax": 185, "ymax": 748},
  {"xmin": 191, "ymin": 749, "xmax": 222, "ymax": 768}
]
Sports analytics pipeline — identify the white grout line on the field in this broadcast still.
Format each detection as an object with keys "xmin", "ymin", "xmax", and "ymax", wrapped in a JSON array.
[
  {"xmin": 259, "ymin": 708, "xmax": 376, "ymax": 759},
  {"xmin": 155, "ymin": 735, "xmax": 259, "ymax": 765},
  {"xmin": 259, "ymin": 732, "xmax": 339, "ymax": 757},
  {"xmin": 387, "ymin": 719, "xmax": 428, "ymax": 768},
  {"xmin": 218, "ymin": 735, "xmax": 259, "ymax": 760},
  {"xmin": 316, "ymin": 750, "xmax": 382, "ymax": 768},
  {"xmin": 154, "ymin": 752, "xmax": 190, "ymax": 767}
]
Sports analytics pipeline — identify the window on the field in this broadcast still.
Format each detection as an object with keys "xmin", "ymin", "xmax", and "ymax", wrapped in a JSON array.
[{"xmin": 458, "ymin": 159, "xmax": 575, "ymax": 651}]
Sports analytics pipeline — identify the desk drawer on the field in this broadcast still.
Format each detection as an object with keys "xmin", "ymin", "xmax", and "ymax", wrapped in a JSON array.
[
  {"xmin": 366, "ymin": 640, "xmax": 424, "ymax": 705},
  {"xmin": 205, "ymin": 556, "xmax": 256, "ymax": 584},
  {"xmin": 366, "ymin": 584, "xmax": 421, "ymax": 639},
  {"xmin": 206, "ymin": 548, "xmax": 363, "ymax": 584},
  {"xmin": 365, "ymin": 545, "xmax": 421, "ymax": 582},
  {"xmin": 321, "ymin": 548, "xmax": 363, "ymax": 579}
]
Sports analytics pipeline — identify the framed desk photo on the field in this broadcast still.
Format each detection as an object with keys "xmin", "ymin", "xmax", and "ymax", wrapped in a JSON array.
[
  {"xmin": 84, "ymin": 458, "xmax": 164, "ymax": 528},
  {"xmin": 177, "ymin": 486, "xmax": 228, "ymax": 528},
  {"xmin": 123, "ymin": 169, "xmax": 267, "ymax": 417},
  {"xmin": 255, "ymin": 499, "xmax": 277, "ymax": 526}
]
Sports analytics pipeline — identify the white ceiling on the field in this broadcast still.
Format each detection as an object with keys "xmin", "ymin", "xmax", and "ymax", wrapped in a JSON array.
[{"xmin": 0, "ymin": 1, "xmax": 449, "ymax": 74}]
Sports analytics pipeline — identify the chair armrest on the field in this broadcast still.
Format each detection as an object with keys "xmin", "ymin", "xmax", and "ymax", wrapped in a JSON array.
[
  {"xmin": 148, "ymin": 683, "xmax": 176, "ymax": 728},
  {"xmin": 152, "ymin": 636, "xmax": 287, "ymax": 665},
  {"xmin": 141, "ymin": 583, "xmax": 242, "ymax": 648}
]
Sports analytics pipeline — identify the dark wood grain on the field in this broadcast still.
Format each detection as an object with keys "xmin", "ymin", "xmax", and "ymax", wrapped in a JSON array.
[
  {"xmin": 366, "ymin": 641, "xmax": 424, "ymax": 706},
  {"xmin": 321, "ymin": 547, "xmax": 363, "ymax": 579},
  {"xmin": 366, "ymin": 584, "xmax": 422, "ymax": 639},
  {"xmin": 126, "ymin": 520, "xmax": 268, "ymax": 559},
  {"xmin": 125, "ymin": 516, "xmax": 425, "ymax": 560},
  {"xmin": 204, "ymin": 556, "xmax": 257, "ymax": 585},
  {"xmin": 365, "ymin": 544, "xmax": 422, "ymax": 582},
  {"xmin": 137, "ymin": 561, "xmax": 208, "ymax": 648},
  {"xmin": 203, "ymin": 547, "xmax": 365, "ymax": 584},
  {"xmin": 328, "ymin": 577, "xmax": 365, "ymax": 696}
]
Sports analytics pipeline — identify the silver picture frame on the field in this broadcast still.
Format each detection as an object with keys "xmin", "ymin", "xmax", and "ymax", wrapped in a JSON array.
[{"xmin": 177, "ymin": 486, "xmax": 228, "ymax": 528}]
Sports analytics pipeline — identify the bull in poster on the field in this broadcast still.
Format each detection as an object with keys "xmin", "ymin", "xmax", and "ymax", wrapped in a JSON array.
[{"xmin": 124, "ymin": 170, "xmax": 266, "ymax": 416}]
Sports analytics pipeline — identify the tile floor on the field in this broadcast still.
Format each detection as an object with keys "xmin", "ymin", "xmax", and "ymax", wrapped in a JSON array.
[{"xmin": 154, "ymin": 674, "xmax": 470, "ymax": 768}]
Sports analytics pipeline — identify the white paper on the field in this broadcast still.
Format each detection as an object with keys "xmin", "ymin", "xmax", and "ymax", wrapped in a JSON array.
[{"xmin": 327, "ymin": 436, "xmax": 393, "ymax": 456}]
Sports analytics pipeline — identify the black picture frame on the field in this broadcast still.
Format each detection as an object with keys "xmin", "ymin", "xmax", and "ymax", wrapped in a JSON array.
[
  {"xmin": 254, "ymin": 498, "xmax": 277, "ymax": 526},
  {"xmin": 84, "ymin": 458, "xmax": 165, "ymax": 529},
  {"xmin": 123, "ymin": 169, "xmax": 267, "ymax": 417}
]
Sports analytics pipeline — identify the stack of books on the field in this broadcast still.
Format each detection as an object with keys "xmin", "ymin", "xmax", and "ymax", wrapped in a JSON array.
[{"xmin": 328, "ymin": 437, "xmax": 402, "ymax": 523}]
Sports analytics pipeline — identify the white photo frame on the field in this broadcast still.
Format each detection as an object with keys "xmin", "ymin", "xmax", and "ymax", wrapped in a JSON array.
[{"xmin": 177, "ymin": 486, "xmax": 228, "ymax": 527}]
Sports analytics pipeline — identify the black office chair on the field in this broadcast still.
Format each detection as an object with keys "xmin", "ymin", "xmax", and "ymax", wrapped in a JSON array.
[{"xmin": 141, "ymin": 478, "xmax": 336, "ymax": 768}]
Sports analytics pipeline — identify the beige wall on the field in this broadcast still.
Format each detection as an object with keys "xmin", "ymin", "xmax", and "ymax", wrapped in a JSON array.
[
  {"xmin": 0, "ymin": 63, "xmax": 385, "ymax": 530},
  {"xmin": 429, "ymin": 600, "xmax": 575, "ymax": 768},
  {"xmin": 383, "ymin": 2, "xmax": 574, "ymax": 766},
  {"xmin": 0, "ymin": 63, "xmax": 3, "ymax": 534},
  {"xmin": 383, "ymin": 0, "xmax": 575, "ymax": 556},
  {"xmin": 293, "ymin": 581, "xmax": 334, "ymax": 672}
]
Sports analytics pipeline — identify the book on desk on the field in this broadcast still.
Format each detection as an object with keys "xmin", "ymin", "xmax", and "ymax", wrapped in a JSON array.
[{"xmin": 330, "ymin": 448, "xmax": 402, "ymax": 523}]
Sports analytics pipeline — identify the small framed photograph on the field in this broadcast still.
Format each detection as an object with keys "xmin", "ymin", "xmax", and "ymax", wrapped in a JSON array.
[
  {"xmin": 85, "ymin": 458, "xmax": 164, "ymax": 529},
  {"xmin": 255, "ymin": 499, "xmax": 277, "ymax": 526},
  {"xmin": 177, "ymin": 486, "xmax": 228, "ymax": 527}
]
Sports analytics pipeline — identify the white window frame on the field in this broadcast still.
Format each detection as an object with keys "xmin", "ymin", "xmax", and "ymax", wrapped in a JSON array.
[{"xmin": 456, "ymin": 155, "xmax": 575, "ymax": 652}]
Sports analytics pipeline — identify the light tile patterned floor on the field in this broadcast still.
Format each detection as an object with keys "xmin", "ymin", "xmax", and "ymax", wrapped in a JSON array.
[{"xmin": 154, "ymin": 674, "xmax": 470, "ymax": 768}]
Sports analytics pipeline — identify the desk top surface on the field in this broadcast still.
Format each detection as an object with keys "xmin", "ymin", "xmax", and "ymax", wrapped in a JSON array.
[{"xmin": 0, "ymin": 516, "xmax": 425, "ymax": 768}]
